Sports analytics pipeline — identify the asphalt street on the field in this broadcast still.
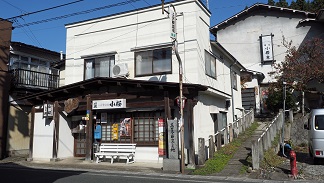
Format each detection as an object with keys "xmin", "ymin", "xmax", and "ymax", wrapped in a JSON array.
[{"xmin": 0, "ymin": 165, "xmax": 319, "ymax": 183}]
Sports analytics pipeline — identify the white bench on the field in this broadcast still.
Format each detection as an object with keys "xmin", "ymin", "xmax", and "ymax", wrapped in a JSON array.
[{"xmin": 94, "ymin": 143, "xmax": 136, "ymax": 164}]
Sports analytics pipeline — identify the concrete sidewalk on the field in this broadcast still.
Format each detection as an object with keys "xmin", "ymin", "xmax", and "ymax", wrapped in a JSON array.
[{"xmin": 0, "ymin": 155, "xmax": 165, "ymax": 174}]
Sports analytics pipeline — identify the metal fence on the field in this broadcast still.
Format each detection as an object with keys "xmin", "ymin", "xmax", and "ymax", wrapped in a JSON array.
[{"xmin": 198, "ymin": 108, "xmax": 255, "ymax": 165}]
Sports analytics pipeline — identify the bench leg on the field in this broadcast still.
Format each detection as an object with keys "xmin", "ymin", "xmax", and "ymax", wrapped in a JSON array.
[
  {"xmin": 110, "ymin": 156, "xmax": 114, "ymax": 164},
  {"xmin": 96, "ymin": 156, "xmax": 99, "ymax": 163}
]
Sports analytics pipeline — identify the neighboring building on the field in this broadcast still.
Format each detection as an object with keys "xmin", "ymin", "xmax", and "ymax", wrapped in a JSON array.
[
  {"xmin": 0, "ymin": 18, "xmax": 12, "ymax": 159},
  {"xmin": 7, "ymin": 42, "xmax": 62, "ymax": 156},
  {"xmin": 210, "ymin": 4, "xmax": 324, "ymax": 114},
  {"xmin": 22, "ymin": 0, "xmax": 245, "ymax": 168}
]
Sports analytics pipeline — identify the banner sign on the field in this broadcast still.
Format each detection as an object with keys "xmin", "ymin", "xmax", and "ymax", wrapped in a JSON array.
[
  {"xmin": 158, "ymin": 118, "xmax": 166, "ymax": 156},
  {"xmin": 112, "ymin": 123, "xmax": 119, "ymax": 140},
  {"xmin": 92, "ymin": 99, "xmax": 126, "ymax": 110},
  {"xmin": 120, "ymin": 118, "xmax": 132, "ymax": 137}
]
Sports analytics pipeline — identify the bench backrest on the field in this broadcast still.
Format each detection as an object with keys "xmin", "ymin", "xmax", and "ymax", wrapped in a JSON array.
[{"xmin": 99, "ymin": 143, "xmax": 136, "ymax": 154}]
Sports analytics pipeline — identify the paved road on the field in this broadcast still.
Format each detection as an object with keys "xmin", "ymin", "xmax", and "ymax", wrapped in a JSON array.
[{"xmin": 0, "ymin": 165, "xmax": 319, "ymax": 183}]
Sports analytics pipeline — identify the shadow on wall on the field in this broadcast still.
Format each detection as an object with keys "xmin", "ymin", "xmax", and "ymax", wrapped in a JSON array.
[{"xmin": 8, "ymin": 106, "xmax": 31, "ymax": 137}]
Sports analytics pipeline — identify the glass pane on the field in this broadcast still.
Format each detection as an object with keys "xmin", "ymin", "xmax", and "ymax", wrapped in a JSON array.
[
  {"xmin": 10, "ymin": 54, "xmax": 19, "ymax": 68},
  {"xmin": 211, "ymin": 57, "xmax": 216, "ymax": 77},
  {"xmin": 135, "ymin": 51, "xmax": 152, "ymax": 75},
  {"xmin": 31, "ymin": 58, "xmax": 41, "ymax": 65},
  {"xmin": 21, "ymin": 56, "xmax": 28, "ymax": 62},
  {"xmin": 85, "ymin": 59, "xmax": 94, "ymax": 79},
  {"xmin": 315, "ymin": 115, "xmax": 324, "ymax": 130},
  {"xmin": 205, "ymin": 52, "xmax": 211, "ymax": 76},
  {"xmin": 153, "ymin": 48, "xmax": 172, "ymax": 73},
  {"xmin": 109, "ymin": 56, "xmax": 115, "ymax": 77},
  {"xmin": 95, "ymin": 57, "xmax": 109, "ymax": 77}
]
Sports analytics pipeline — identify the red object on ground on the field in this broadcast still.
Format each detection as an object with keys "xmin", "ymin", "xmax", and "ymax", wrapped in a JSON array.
[{"xmin": 290, "ymin": 150, "xmax": 298, "ymax": 178}]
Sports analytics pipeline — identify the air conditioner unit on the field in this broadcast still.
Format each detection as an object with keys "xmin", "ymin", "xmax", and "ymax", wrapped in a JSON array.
[{"xmin": 112, "ymin": 63, "xmax": 129, "ymax": 78}]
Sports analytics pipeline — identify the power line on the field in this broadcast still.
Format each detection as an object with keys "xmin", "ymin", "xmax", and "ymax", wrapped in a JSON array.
[
  {"xmin": 6, "ymin": 0, "xmax": 85, "ymax": 21},
  {"xmin": 12, "ymin": 0, "xmax": 140, "ymax": 29}
]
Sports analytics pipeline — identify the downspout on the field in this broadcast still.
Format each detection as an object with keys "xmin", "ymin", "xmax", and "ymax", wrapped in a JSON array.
[{"xmin": 230, "ymin": 60, "xmax": 238, "ymax": 122}]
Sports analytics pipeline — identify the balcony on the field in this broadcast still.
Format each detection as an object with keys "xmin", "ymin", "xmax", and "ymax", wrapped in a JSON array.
[{"xmin": 11, "ymin": 69, "xmax": 59, "ymax": 90}]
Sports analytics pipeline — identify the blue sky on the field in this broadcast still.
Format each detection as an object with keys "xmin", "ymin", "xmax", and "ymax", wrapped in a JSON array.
[{"xmin": 0, "ymin": 0, "xmax": 292, "ymax": 53}]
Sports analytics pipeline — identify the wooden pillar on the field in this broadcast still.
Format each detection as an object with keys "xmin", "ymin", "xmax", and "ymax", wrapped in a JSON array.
[
  {"xmin": 85, "ymin": 96, "xmax": 93, "ymax": 161},
  {"xmin": 164, "ymin": 91, "xmax": 171, "ymax": 158},
  {"xmin": 27, "ymin": 106, "xmax": 36, "ymax": 161},
  {"xmin": 187, "ymin": 99, "xmax": 196, "ymax": 168},
  {"xmin": 51, "ymin": 101, "xmax": 60, "ymax": 161},
  {"xmin": 164, "ymin": 91, "xmax": 171, "ymax": 119}
]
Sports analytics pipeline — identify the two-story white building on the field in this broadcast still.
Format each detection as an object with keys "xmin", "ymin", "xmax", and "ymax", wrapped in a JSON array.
[
  {"xmin": 210, "ymin": 3, "xmax": 324, "ymax": 114},
  {"xmin": 23, "ymin": 0, "xmax": 245, "ymax": 168}
]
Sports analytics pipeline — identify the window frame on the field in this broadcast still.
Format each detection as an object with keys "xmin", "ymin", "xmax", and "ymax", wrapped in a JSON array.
[
  {"xmin": 134, "ymin": 47, "xmax": 172, "ymax": 77},
  {"xmin": 99, "ymin": 111, "xmax": 163, "ymax": 146},
  {"xmin": 83, "ymin": 55, "xmax": 115, "ymax": 80},
  {"xmin": 232, "ymin": 71, "xmax": 237, "ymax": 90},
  {"xmin": 205, "ymin": 50, "xmax": 217, "ymax": 79}
]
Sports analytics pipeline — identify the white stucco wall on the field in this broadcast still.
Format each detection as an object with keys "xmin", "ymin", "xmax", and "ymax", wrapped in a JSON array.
[
  {"xmin": 32, "ymin": 112, "xmax": 54, "ymax": 160},
  {"xmin": 135, "ymin": 147, "xmax": 162, "ymax": 163},
  {"xmin": 58, "ymin": 114, "xmax": 74, "ymax": 158},
  {"xmin": 216, "ymin": 11, "xmax": 323, "ymax": 84},
  {"xmin": 63, "ymin": 0, "xmax": 244, "ymax": 160},
  {"xmin": 193, "ymin": 93, "xmax": 228, "ymax": 152}
]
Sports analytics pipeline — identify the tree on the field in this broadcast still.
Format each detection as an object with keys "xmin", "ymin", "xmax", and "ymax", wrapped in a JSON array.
[
  {"xmin": 290, "ymin": 1, "xmax": 299, "ymax": 9},
  {"xmin": 276, "ymin": 0, "xmax": 289, "ymax": 7},
  {"xmin": 268, "ymin": 0, "xmax": 276, "ymax": 5},
  {"xmin": 266, "ymin": 88, "xmax": 296, "ymax": 113},
  {"xmin": 310, "ymin": 0, "xmax": 324, "ymax": 12},
  {"xmin": 269, "ymin": 37, "xmax": 324, "ymax": 92},
  {"xmin": 295, "ymin": 0, "xmax": 308, "ymax": 10}
]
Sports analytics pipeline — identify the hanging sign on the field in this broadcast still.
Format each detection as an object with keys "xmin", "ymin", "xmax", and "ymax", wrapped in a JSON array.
[{"xmin": 43, "ymin": 103, "xmax": 53, "ymax": 118}]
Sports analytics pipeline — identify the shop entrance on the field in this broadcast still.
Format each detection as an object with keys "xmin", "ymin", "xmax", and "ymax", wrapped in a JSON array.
[{"xmin": 74, "ymin": 133, "xmax": 86, "ymax": 157}]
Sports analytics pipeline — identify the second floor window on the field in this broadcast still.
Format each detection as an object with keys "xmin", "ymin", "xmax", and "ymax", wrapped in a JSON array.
[
  {"xmin": 205, "ymin": 51, "xmax": 216, "ymax": 79},
  {"xmin": 84, "ymin": 55, "xmax": 115, "ymax": 80},
  {"xmin": 135, "ymin": 47, "xmax": 172, "ymax": 77},
  {"xmin": 232, "ymin": 71, "xmax": 237, "ymax": 90}
]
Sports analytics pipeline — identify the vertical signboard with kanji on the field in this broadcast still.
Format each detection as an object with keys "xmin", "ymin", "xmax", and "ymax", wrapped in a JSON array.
[
  {"xmin": 260, "ymin": 34, "xmax": 274, "ymax": 62},
  {"xmin": 168, "ymin": 119, "xmax": 178, "ymax": 159}
]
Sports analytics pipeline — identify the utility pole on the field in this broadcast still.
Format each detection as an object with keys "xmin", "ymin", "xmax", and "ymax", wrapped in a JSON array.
[
  {"xmin": 282, "ymin": 81, "xmax": 287, "ymax": 157},
  {"xmin": 161, "ymin": 0, "xmax": 185, "ymax": 174}
]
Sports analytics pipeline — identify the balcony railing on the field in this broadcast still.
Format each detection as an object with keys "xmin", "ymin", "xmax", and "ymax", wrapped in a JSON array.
[{"xmin": 11, "ymin": 69, "xmax": 59, "ymax": 90}]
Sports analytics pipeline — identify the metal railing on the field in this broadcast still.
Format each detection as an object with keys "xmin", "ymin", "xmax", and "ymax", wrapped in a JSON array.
[
  {"xmin": 11, "ymin": 69, "xmax": 60, "ymax": 90},
  {"xmin": 251, "ymin": 110, "xmax": 284, "ymax": 169},
  {"xmin": 198, "ymin": 108, "xmax": 255, "ymax": 165}
]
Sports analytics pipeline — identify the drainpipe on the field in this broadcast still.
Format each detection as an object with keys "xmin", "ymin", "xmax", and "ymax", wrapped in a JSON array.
[{"xmin": 230, "ymin": 60, "xmax": 238, "ymax": 122}]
